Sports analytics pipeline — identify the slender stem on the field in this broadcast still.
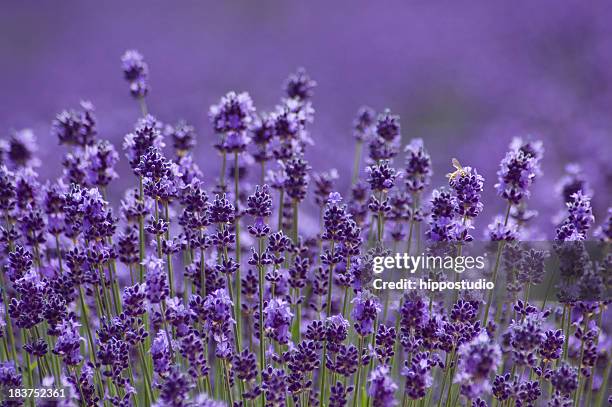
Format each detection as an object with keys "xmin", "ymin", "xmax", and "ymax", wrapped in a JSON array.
[
  {"xmin": 138, "ymin": 176, "xmax": 146, "ymax": 282},
  {"xmin": 351, "ymin": 141, "xmax": 363, "ymax": 185},
  {"xmin": 277, "ymin": 189, "xmax": 284, "ymax": 232},
  {"xmin": 483, "ymin": 202, "xmax": 512, "ymax": 326},
  {"xmin": 138, "ymin": 97, "xmax": 148, "ymax": 117},
  {"xmin": 164, "ymin": 203, "xmax": 175, "ymax": 298},
  {"xmin": 233, "ymin": 152, "xmax": 242, "ymax": 355},
  {"xmin": 352, "ymin": 336, "xmax": 364, "ymax": 407}
]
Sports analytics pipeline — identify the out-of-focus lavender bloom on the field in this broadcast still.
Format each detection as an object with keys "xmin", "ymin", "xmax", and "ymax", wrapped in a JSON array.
[
  {"xmin": 555, "ymin": 163, "xmax": 591, "ymax": 203},
  {"xmin": 52, "ymin": 101, "xmax": 97, "ymax": 147},
  {"xmin": 165, "ymin": 121, "xmax": 197, "ymax": 157},
  {"xmin": 264, "ymin": 298, "xmax": 293, "ymax": 344},
  {"xmin": 123, "ymin": 115, "xmax": 165, "ymax": 170},
  {"xmin": 594, "ymin": 207, "xmax": 612, "ymax": 242},
  {"xmin": 369, "ymin": 109, "xmax": 400, "ymax": 161},
  {"xmin": 144, "ymin": 256, "xmax": 169, "ymax": 304},
  {"xmin": 454, "ymin": 331, "xmax": 501, "ymax": 398},
  {"xmin": 123, "ymin": 283, "xmax": 146, "ymax": 316},
  {"xmin": 53, "ymin": 319, "xmax": 83, "ymax": 365},
  {"xmin": 209, "ymin": 91, "xmax": 255, "ymax": 135},
  {"xmin": 487, "ymin": 217, "xmax": 518, "ymax": 241},
  {"xmin": 351, "ymin": 290, "xmax": 381, "ymax": 336},
  {"xmin": 353, "ymin": 106, "xmax": 376, "ymax": 142},
  {"xmin": 401, "ymin": 352, "xmax": 434, "ymax": 400},
  {"xmin": 0, "ymin": 165, "xmax": 15, "ymax": 212},
  {"xmin": 250, "ymin": 113, "xmax": 275, "ymax": 165},
  {"xmin": 508, "ymin": 313, "xmax": 544, "ymax": 366},
  {"xmin": 201, "ymin": 289, "xmax": 235, "ymax": 357},
  {"xmin": 151, "ymin": 330, "xmax": 171, "ymax": 375},
  {"xmin": 157, "ymin": 367, "xmax": 193, "ymax": 406},
  {"xmin": 312, "ymin": 169, "xmax": 339, "ymax": 207},
  {"xmin": 4, "ymin": 129, "xmax": 39, "ymax": 168},
  {"xmin": 367, "ymin": 365, "xmax": 398, "ymax": 407},
  {"xmin": 81, "ymin": 187, "xmax": 117, "ymax": 241},
  {"xmin": 284, "ymin": 67, "xmax": 316, "ymax": 102},
  {"xmin": 283, "ymin": 155, "xmax": 310, "ymax": 202},
  {"xmin": 121, "ymin": 49, "xmax": 149, "ymax": 98},
  {"xmin": 404, "ymin": 139, "xmax": 432, "ymax": 193},
  {"xmin": 555, "ymin": 191, "xmax": 594, "ymax": 240},
  {"xmin": 495, "ymin": 139, "xmax": 541, "ymax": 205},
  {"xmin": 0, "ymin": 361, "xmax": 22, "ymax": 387}
]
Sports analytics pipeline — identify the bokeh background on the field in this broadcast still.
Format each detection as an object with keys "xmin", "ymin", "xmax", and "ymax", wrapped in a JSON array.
[{"xmin": 1, "ymin": 0, "xmax": 610, "ymax": 236}]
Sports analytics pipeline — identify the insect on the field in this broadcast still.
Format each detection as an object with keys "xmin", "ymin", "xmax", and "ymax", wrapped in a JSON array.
[{"xmin": 446, "ymin": 158, "xmax": 467, "ymax": 181}]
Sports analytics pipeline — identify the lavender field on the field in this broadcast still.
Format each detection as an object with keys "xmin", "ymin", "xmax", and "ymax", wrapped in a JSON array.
[{"xmin": 0, "ymin": 2, "xmax": 610, "ymax": 406}]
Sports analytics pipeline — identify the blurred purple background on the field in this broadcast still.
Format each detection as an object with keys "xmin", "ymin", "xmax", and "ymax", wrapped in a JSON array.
[{"xmin": 1, "ymin": 0, "xmax": 610, "ymax": 234}]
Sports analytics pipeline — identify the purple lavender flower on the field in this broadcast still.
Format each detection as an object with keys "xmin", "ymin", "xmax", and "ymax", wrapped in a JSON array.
[
  {"xmin": 401, "ymin": 352, "xmax": 434, "ymax": 399},
  {"xmin": 0, "ymin": 361, "xmax": 22, "ymax": 387},
  {"xmin": 284, "ymin": 67, "xmax": 316, "ymax": 102},
  {"xmin": 144, "ymin": 256, "xmax": 169, "ymax": 304},
  {"xmin": 123, "ymin": 115, "xmax": 165, "ymax": 170},
  {"xmin": 367, "ymin": 365, "xmax": 398, "ymax": 407},
  {"xmin": 495, "ymin": 144, "xmax": 539, "ymax": 205},
  {"xmin": 353, "ymin": 106, "xmax": 376, "ymax": 142},
  {"xmin": 165, "ymin": 121, "xmax": 197, "ymax": 157},
  {"xmin": 454, "ymin": 331, "xmax": 501, "ymax": 398},
  {"xmin": 404, "ymin": 138, "xmax": 432, "ymax": 193},
  {"xmin": 264, "ymin": 298, "xmax": 293, "ymax": 344},
  {"xmin": 283, "ymin": 155, "xmax": 311, "ymax": 202},
  {"xmin": 539, "ymin": 329, "xmax": 564, "ymax": 362},
  {"xmin": 4, "ymin": 129, "xmax": 39, "ymax": 168},
  {"xmin": 209, "ymin": 91, "xmax": 255, "ymax": 134},
  {"xmin": 151, "ymin": 330, "xmax": 172, "ymax": 375},
  {"xmin": 487, "ymin": 217, "xmax": 518, "ymax": 241},
  {"xmin": 312, "ymin": 169, "xmax": 339, "ymax": 207},
  {"xmin": 246, "ymin": 184, "xmax": 272, "ymax": 219},
  {"xmin": 261, "ymin": 366, "xmax": 288, "ymax": 406},
  {"xmin": 426, "ymin": 189, "xmax": 468, "ymax": 242},
  {"xmin": 367, "ymin": 160, "xmax": 399, "ymax": 193},
  {"xmin": 555, "ymin": 163, "xmax": 591, "ymax": 203},
  {"xmin": 157, "ymin": 367, "xmax": 193, "ymax": 406},
  {"xmin": 330, "ymin": 381, "xmax": 353, "ymax": 407},
  {"xmin": 53, "ymin": 319, "xmax": 83, "ymax": 365},
  {"xmin": 52, "ymin": 101, "xmax": 97, "ymax": 147},
  {"xmin": 369, "ymin": 109, "xmax": 400, "ymax": 160},
  {"xmin": 555, "ymin": 191, "xmax": 594, "ymax": 240},
  {"xmin": 351, "ymin": 290, "xmax": 381, "ymax": 336},
  {"xmin": 594, "ymin": 207, "xmax": 612, "ymax": 241},
  {"xmin": 449, "ymin": 166, "xmax": 484, "ymax": 219},
  {"xmin": 121, "ymin": 49, "xmax": 149, "ymax": 98},
  {"xmin": 201, "ymin": 289, "xmax": 235, "ymax": 357},
  {"xmin": 0, "ymin": 165, "xmax": 15, "ymax": 212}
]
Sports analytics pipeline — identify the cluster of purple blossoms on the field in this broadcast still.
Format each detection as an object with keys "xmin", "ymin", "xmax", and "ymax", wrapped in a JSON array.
[
  {"xmin": 404, "ymin": 138, "xmax": 432, "ymax": 193},
  {"xmin": 495, "ymin": 138, "xmax": 542, "ymax": 205},
  {"xmin": 454, "ymin": 331, "xmax": 502, "ymax": 398},
  {"xmin": 350, "ymin": 290, "xmax": 381, "ymax": 336},
  {"xmin": 368, "ymin": 365, "xmax": 398, "ymax": 407},
  {"xmin": 555, "ymin": 191, "xmax": 595, "ymax": 241},
  {"xmin": 121, "ymin": 49, "xmax": 149, "ymax": 99},
  {"xmin": 369, "ymin": 109, "xmax": 401, "ymax": 161}
]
